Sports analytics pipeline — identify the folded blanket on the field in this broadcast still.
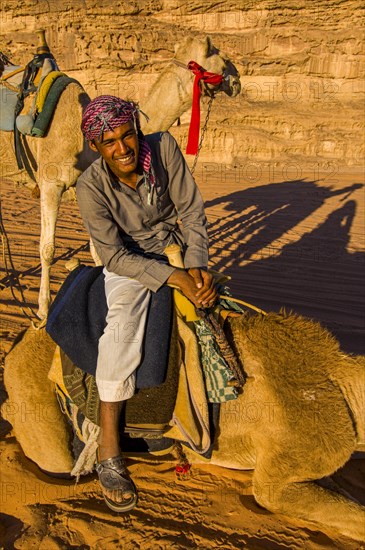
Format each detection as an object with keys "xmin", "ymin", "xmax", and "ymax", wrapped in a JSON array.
[
  {"xmin": 164, "ymin": 316, "xmax": 211, "ymax": 454},
  {"xmin": 49, "ymin": 310, "xmax": 181, "ymax": 430},
  {"xmin": 46, "ymin": 265, "xmax": 173, "ymax": 389}
]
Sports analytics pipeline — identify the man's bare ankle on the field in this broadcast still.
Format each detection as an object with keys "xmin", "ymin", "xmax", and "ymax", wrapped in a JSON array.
[{"xmin": 98, "ymin": 444, "xmax": 122, "ymax": 462}]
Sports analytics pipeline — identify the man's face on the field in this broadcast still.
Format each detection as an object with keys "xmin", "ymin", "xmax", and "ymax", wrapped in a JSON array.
[{"xmin": 89, "ymin": 121, "xmax": 139, "ymax": 181}]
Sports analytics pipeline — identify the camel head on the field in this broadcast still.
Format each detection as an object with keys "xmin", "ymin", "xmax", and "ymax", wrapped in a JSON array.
[{"xmin": 174, "ymin": 36, "xmax": 241, "ymax": 98}]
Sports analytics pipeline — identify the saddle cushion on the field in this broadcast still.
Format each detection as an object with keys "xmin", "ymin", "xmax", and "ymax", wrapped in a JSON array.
[
  {"xmin": 34, "ymin": 70, "xmax": 64, "ymax": 114},
  {"xmin": 46, "ymin": 265, "xmax": 173, "ymax": 389},
  {"xmin": 30, "ymin": 74, "xmax": 79, "ymax": 137}
]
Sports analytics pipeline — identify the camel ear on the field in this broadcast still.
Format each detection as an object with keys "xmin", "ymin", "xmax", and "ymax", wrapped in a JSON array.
[{"xmin": 204, "ymin": 36, "xmax": 214, "ymax": 57}]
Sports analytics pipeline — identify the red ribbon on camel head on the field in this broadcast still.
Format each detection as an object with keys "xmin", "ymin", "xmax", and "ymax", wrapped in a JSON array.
[{"xmin": 186, "ymin": 60, "xmax": 224, "ymax": 155}]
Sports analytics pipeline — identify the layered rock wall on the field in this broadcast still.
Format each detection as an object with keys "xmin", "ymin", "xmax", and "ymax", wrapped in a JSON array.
[{"xmin": 1, "ymin": 0, "xmax": 364, "ymax": 165}]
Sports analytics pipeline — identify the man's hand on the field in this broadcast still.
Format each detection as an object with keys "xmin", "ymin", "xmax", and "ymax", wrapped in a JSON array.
[
  {"xmin": 188, "ymin": 268, "xmax": 217, "ymax": 307},
  {"xmin": 167, "ymin": 268, "xmax": 217, "ymax": 308}
]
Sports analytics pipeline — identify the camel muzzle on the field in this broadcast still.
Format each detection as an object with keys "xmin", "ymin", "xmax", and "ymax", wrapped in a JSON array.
[{"xmin": 222, "ymin": 74, "xmax": 241, "ymax": 97}]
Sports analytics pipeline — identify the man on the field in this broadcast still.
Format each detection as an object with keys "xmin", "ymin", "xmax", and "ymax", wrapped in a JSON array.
[{"xmin": 77, "ymin": 95, "xmax": 217, "ymax": 512}]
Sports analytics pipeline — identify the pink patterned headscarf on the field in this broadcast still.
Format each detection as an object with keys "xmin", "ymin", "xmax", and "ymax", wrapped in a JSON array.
[{"xmin": 81, "ymin": 95, "xmax": 156, "ymax": 203}]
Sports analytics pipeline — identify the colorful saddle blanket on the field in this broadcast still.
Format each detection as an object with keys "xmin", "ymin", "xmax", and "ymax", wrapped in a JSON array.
[
  {"xmin": 49, "ymin": 312, "xmax": 218, "ymax": 478},
  {"xmin": 0, "ymin": 58, "xmax": 60, "ymax": 133}
]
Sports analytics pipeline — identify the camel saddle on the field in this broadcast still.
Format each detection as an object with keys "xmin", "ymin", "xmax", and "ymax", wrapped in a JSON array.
[{"xmin": 46, "ymin": 265, "xmax": 241, "ymax": 473}]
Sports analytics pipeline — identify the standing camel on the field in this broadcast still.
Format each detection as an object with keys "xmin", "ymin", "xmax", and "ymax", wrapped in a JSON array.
[{"xmin": 0, "ymin": 35, "xmax": 241, "ymax": 318}]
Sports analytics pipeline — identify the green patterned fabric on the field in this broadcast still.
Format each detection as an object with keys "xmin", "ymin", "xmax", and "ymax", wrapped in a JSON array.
[
  {"xmin": 195, "ymin": 320, "xmax": 237, "ymax": 402},
  {"xmin": 194, "ymin": 290, "xmax": 244, "ymax": 403}
]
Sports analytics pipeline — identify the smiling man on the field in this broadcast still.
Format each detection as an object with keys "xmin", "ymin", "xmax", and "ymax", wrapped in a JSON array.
[{"xmin": 76, "ymin": 95, "xmax": 217, "ymax": 512}]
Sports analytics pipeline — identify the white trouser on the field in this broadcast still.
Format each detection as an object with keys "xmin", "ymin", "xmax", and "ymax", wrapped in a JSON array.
[{"xmin": 96, "ymin": 268, "xmax": 151, "ymax": 402}]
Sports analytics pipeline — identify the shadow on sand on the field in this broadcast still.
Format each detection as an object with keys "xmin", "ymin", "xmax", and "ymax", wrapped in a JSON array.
[{"xmin": 206, "ymin": 179, "xmax": 364, "ymax": 354}]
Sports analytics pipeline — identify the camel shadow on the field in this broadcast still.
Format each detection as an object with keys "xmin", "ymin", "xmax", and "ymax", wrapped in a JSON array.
[
  {"xmin": 0, "ymin": 242, "xmax": 90, "ymax": 298},
  {"xmin": 205, "ymin": 180, "xmax": 364, "ymax": 354}
]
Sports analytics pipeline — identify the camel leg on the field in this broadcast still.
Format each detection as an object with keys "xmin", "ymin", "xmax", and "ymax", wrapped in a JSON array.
[
  {"xmin": 38, "ymin": 183, "xmax": 64, "ymax": 319},
  {"xmin": 252, "ymin": 468, "xmax": 365, "ymax": 542}
]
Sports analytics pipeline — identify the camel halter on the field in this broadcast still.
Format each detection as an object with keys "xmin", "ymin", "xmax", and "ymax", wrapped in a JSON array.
[
  {"xmin": 172, "ymin": 59, "xmax": 227, "ymax": 159},
  {"xmin": 185, "ymin": 61, "xmax": 224, "ymax": 156}
]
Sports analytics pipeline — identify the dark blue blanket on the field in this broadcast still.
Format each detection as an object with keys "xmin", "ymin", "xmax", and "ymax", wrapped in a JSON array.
[{"xmin": 46, "ymin": 265, "xmax": 172, "ymax": 389}]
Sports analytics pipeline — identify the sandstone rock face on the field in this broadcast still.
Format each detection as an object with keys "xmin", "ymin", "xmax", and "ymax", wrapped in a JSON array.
[{"xmin": 0, "ymin": 0, "xmax": 363, "ymax": 166}]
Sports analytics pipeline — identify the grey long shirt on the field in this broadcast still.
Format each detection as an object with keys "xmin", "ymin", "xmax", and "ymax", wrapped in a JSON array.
[{"xmin": 76, "ymin": 131, "xmax": 209, "ymax": 292}]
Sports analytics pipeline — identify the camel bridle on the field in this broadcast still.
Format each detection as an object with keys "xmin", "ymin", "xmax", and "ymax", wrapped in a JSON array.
[{"xmin": 172, "ymin": 58, "xmax": 230, "ymax": 97}]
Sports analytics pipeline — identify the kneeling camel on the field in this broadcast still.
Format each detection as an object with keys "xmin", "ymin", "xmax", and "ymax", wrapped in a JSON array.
[{"xmin": 2, "ymin": 310, "xmax": 364, "ymax": 542}]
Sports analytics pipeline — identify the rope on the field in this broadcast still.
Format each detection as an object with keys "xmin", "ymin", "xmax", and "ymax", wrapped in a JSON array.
[
  {"xmin": 0, "ymin": 52, "xmax": 15, "ymax": 66},
  {"xmin": 218, "ymin": 294, "xmax": 267, "ymax": 316},
  {"xmin": 0, "ymin": 66, "xmax": 24, "ymax": 92},
  {"xmin": 172, "ymin": 58, "xmax": 188, "ymax": 70},
  {"xmin": 0, "ymin": 195, "xmax": 40, "ymax": 325},
  {"xmin": 196, "ymin": 309, "xmax": 246, "ymax": 387},
  {"xmin": 0, "ymin": 66, "xmax": 24, "ymax": 81},
  {"xmin": 174, "ymin": 440, "xmax": 191, "ymax": 479},
  {"xmin": 0, "ymin": 80, "xmax": 19, "ymax": 93}
]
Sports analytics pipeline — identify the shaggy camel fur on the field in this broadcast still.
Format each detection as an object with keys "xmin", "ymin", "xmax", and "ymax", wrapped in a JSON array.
[
  {"xmin": 0, "ymin": 36, "xmax": 240, "ymax": 318},
  {"xmin": 2, "ymin": 312, "xmax": 364, "ymax": 541}
]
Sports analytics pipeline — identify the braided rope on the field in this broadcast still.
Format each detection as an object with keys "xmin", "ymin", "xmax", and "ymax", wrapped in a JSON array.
[{"xmin": 196, "ymin": 309, "xmax": 246, "ymax": 387}]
